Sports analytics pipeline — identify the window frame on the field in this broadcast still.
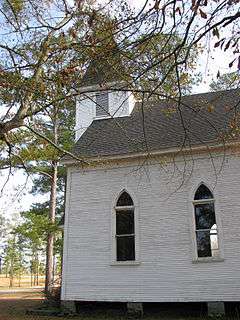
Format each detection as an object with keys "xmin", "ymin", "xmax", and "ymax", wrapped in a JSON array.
[
  {"xmin": 191, "ymin": 183, "xmax": 224, "ymax": 263},
  {"xmin": 111, "ymin": 190, "xmax": 140, "ymax": 266}
]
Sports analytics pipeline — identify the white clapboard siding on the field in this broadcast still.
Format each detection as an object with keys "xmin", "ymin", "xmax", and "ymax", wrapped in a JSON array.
[{"xmin": 61, "ymin": 152, "xmax": 240, "ymax": 302}]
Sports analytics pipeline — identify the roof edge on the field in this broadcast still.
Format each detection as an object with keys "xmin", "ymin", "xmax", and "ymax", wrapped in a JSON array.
[
  {"xmin": 60, "ymin": 140, "xmax": 240, "ymax": 166},
  {"xmin": 78, "ymin": 80, "xmax": 128, "ymax": 93}
]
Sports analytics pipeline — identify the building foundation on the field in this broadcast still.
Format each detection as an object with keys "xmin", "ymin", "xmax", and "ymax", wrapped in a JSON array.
[
  {"xmin": 61, "ymin": 300, "xmax": 76, "ymax": 314},
  {"xmin": 207, "ymin": 302, "xmax": 225, "ymax": 316},
  {"xmin": 127, "ymin": 302, "xmax": 143, "ymax": 317}
]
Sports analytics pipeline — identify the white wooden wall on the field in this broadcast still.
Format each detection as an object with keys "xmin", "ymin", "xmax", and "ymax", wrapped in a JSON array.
[
  {"xmin": 61, "ymin": 152, "xmax": 240, "ymax": 302},
  {"xmin": 75, "ymin": 93, "xmax": 95, "ymax": 141}
]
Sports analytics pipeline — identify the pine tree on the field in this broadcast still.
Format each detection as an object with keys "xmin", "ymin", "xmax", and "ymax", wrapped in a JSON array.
[{"xmin": 2, "ymin": 236, "xmax": 25, "ymax": 287}]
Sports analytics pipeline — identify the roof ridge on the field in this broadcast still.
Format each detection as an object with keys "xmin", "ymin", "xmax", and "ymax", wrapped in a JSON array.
[{"xmin": 135, "ymin": 88, "xmax": 240, "ymax": 105}]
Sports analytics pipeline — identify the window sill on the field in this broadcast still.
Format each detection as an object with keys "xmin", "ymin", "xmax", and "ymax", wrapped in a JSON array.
[
  {"xmin": 192, "ymin": 257, "xmax": 224, "ymax": 264},
  {"xmin": 110, "ymin": 261, "xmax": 140, "ymax": 266},
  {"xmin": 94, "ymin": 115, "xmax": 111, "ymax": 120}
]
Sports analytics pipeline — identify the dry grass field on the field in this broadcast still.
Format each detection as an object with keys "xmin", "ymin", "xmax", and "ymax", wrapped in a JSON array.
[{"xmin": 0, "ymin": 274, "xmax": 45, "ymax": 289}]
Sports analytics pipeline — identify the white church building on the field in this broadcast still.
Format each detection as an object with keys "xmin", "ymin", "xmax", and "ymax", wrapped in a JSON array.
[{"xmin": 61, "ymin": 62, "xmax": 240, "ymax": 315}]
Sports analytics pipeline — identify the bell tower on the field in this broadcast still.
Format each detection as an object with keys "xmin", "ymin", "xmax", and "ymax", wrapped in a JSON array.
[{"xmin": 75, "ymin": 55, "xmax": 135, "ymax": 141}]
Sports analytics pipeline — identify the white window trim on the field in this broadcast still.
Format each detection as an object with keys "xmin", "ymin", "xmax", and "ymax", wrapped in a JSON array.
[
  {"xmin": 110, "ymin": 261, "xmax": 140, "ymax": 266},
  {"xmin": 93, "ymin": 114, "xmax": 131, "ymax": 121},
  {"xmin": 94, "ymin": 115, "xmax": 112, "ymax": 120},
  {"xmin": 111, "ymin": 191, "xmax": 140, "ymax": 266},
  {"xmin": 191, "ymin": 184, "xmax": 224, "ymax": 263}
]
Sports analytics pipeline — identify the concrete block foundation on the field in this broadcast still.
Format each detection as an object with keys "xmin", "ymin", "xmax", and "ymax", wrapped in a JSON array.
[
  {"xmin": 127, "ymin": 302, "xmax": 143, "ymax": 317},
  {"xmin": 207, "ymin": 302, "xmax": 225, "ymax": 316},
  {"xmin": 61, "ymin": 300, "xmax": 76, "ymax": 314}
]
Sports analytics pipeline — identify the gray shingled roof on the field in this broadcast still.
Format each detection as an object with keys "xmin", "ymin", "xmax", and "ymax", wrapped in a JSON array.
[
  {"xmin": 71, "ymin": 89, "xmax": 240, "ymax": 159},
  {"xmin": 81, "ymin": 59, "xmax": 121, "ymax": 87}
]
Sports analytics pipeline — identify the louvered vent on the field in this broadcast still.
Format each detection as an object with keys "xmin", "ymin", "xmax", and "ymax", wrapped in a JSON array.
[{"xmin": 96, "ymin": 92, "xmax": 109, "ymax": 117}]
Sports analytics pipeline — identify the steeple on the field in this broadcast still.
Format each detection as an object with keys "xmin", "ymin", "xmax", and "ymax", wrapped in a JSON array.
[
  {"xmin": 80, "ymin": 50, "xmax": 122, "ymax": 88},
  {"xmin": 75, "ymin": 49, "xmax": 135, "ymax": 141}
]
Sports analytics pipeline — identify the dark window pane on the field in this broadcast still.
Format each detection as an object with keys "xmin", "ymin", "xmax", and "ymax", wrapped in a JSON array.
[
  {"xmin": 116, "ymin": 210, "xmax": 134, "ymax": 235},
  {"xmin": 116, "ymin": 192, "xmax": 134, "ymax": 207},
  {"xmin": 194, "ymin": 185, "xmax": 213, "ymax": 200},
  {"xmin": 96, "ymin": 92, "xmax": 109, "ymax": 117},
  {"xmin": 117, "ymin": 236, "xmax": 135, "ymax": 261},
  {"xmin": 195, "ymin": 203, "xmax": 216, "ymax": 229},
  {"xmin": 196, "ymin": 230, "xmax": 211, "ymax": 257}
]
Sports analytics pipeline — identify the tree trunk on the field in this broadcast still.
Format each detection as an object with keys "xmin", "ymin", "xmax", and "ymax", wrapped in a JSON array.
[
  {"xmin": 36, "ymin": 252, "xmax": 39, "ymax": 286},
  {"xmin": 53, "ymin": 254, "xmax": 55, "ymax": 283},
  {"xmin": 31, "ymin": 263, "xmax": 33, "ymax": 287},
  {"xmin": 9, "ymin": 276, "xmax": 13, "ymax": 288},
  {"xmin": 45, "ymin": 161, "xmax": 58, "ymax": 294},
  {"xmin": 9, "ymin": 261, "xmax": 13, "ymax": 288},
  {"xmin": 45, "ymin": 109, "xmax": 59, "ymax": 295}
]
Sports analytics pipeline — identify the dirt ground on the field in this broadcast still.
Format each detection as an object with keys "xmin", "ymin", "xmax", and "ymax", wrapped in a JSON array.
[
  {"xmin": 0, "ymin": 290, "xmax": 124, "ymax": 320},
  {"xmin": 0, "ymin": 290, "xmax": 46, "ymax": 320}
]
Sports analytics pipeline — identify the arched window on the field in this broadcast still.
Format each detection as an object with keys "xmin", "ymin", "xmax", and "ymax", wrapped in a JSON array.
[
  {"xmin": 193, "ymin": 184, "xmax": 219, "ymax": 258},
  {"xmin": 115, "ymin": 191, "xmax": 135, "ymax": 261}
]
